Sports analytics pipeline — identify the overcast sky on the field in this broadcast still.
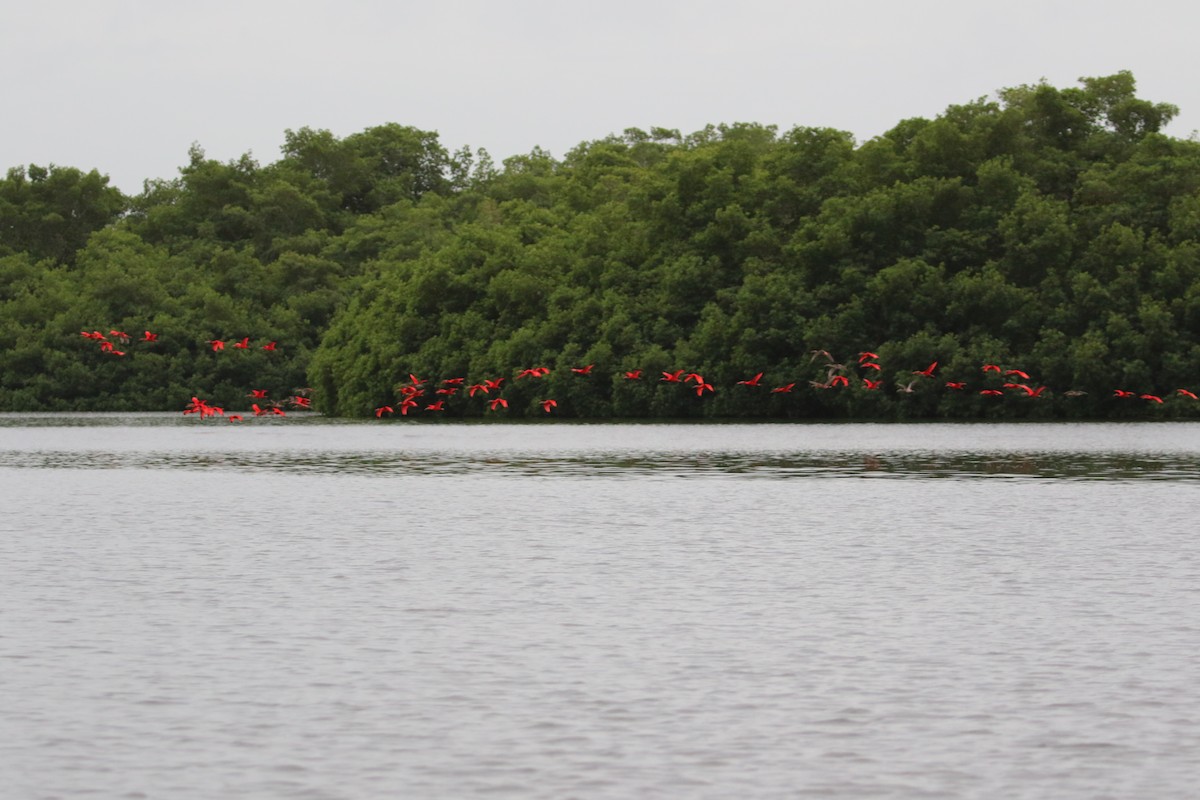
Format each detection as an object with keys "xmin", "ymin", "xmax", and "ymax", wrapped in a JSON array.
[{"xmin": 3, "ymin": 0, "xmax": 1196, "ymax": 194}]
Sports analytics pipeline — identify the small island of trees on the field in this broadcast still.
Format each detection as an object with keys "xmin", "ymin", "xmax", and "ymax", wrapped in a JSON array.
[{"xmin": 2, "ymin": 71, "xmax": 1199, "ymax": 420}]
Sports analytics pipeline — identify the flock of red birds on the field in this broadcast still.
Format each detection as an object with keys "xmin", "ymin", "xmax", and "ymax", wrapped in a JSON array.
[
  {"xmin": 370, "ymin": 350, "xmax": 1200, "ymax": 418},
  {"xmin": 80, "ymin": 328, "xmax": 306, "ymax": 422},
  {"xmin": 79, "ymin": 331, "xmax": 1199, "ymax": 419}
]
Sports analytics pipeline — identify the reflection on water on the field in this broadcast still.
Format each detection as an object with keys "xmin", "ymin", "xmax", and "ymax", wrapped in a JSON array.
[
  {"xmin": 3, "ymin": 447, "xmax": 1200, "ymax": 481},
  {"xmin": 2, "ymin": 413, "xmax": 1200, "ymax": 481},
  {"xmin": 5, "ymin": 413, "xmax": 1200, "ymax": 800}
]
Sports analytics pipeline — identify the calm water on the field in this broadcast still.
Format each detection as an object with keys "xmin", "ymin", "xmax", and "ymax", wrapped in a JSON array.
[{"xmin": 2, "ymin": 415, "xmax": 1199, "ymax": 799}]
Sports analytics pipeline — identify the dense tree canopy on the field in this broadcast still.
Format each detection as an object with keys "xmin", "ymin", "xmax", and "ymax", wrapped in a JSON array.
[{"xmin": 2, "ymin": 72, "xmax": 1199, "ymax": 419}]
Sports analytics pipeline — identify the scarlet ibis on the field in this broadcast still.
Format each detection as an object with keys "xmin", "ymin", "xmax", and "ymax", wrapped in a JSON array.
[
  {"xmin": 1141, "ymin": 394, "xmax": 1164, "ymax": 404},
  {"xmin": 183, "ymin": 397, "xmax": 209, "ymax": 415},
  {"xmin": 980, "ymin": 389, "xmax": 1004, "ymax": 396},
  {"xmin": 828, "ymin": 375, "xmax": 849, "ymax": 388},
  {"xmin": 425, "ymin": 400, "xmax": 446, "ymax": 411},
  {"xmin": 261, "ymin": 341, "xmax": 278, "ymax": 351},
  {"xmin": 623, "ymin": 370, "xmax": 643, "ymax": 380},
  {"xmin": 376, "ymin": 406, "xmax": 394, "ymax": 417},
  {"xmin": 736, "ymin": 372, "xmax": 764, "ymax": 386},
  {"xmin": 982, "ymin": 364, "xmax": 1001, "ymax": 373},
  {"xmin": 435, "ymin": 387, "xmax": 458, "ymax": 396},
  {"xmin": 694, "ymin": 381, "xmax": 714, "ymax": 397},
  {"xmin": 468, "ymin": 383, "xmax": 489, "ymax": 397},
  {"xmin": 1004, "ymin": 369, "xmax": 1030, "ymax": 380},
  {"xmin": 484, "ymin": 377, "xmax": 505, "ymax": 391},
  {"xmin": 489, "ymin": 397, "xmax": 509, "ymax": 411},
  {"xmin": 684, "ymin": 372, "xmax": 705, "ymax": 384},
  {"xmin": 541, "ymin": 399, "xmax": 558, "ymax": 413},
  {"xmin": 80, "ymin": 330, "xmax": 105, "ymax": 340},
  {"xmin": 289, "ymin": 396, "xmax": 312, "ymax": 409},
  {"xmin": 252, "ymin": 404, "xmax": 268, "ymax": 416},
  {"xmin": 857, "ymin": 352, "xmax": 879, "ymax": 363},
  {"xmin": 571, "ymin": 364, "xmax": 594, "ymax": 375},
  {"xmin": 233, "ymin": 337, "xmax": 250, "ymax": 349},
  {"xmin": 661, "ymin": 370, "xmax": 684, "ymax": 382},
  {"xmin": 248, "ymin": 389, "xmax": 268, "ymax": 399},
  {"xmin": 863, "ymin": 378, "xmax": 883, "ymax": 390},
  {"xmin": 770, "ymin": 383, "xmax": 796, "ymax": 394},
  {"xmin": 1005, "ymin": 383, "xmax": 1047, "ymax": 397},
  {"xmin": 1178, "ymin": 389, "xmax": 1199, "ymax": 400},
  {"xmin": 109, "ymin": 330, "xmax": 131, "ymax": 342},
  {"xmin": 227, "ymin": 415, "xmax": 243, "ymax": 422},
  {"xmin": 860, "ymin": 362, "xmax": 882, "ymax": 371},
  {"xmin": 270, "ymin": 406, "xmax": 286, "ymax": 416},
  {"xmin": 442, "ymin": 377, "xmax": 465, "ymax": 386},
  {"xmin": 809, "ymin": 349, "xmax": 834, "ymax": 363},
  {"xmin": 398, "ymin": 399, "xmax": 418, "ymax": 415},
  {"xmin": 516, "ymin": 367, "xmax": 548, "ymax": 379},
  {"xmin": 1113, "ymin": 390, "xmax": 1136, "ymax": 398},
  {"xmin": 140, "ymin": 331, "xmax": 158, "ymax": 342},
  {"xmin": 945, "ymin": 382, "xmax": 966, "ymax": 390},
  {"xmin": 913, "ymin": 361, "xmax": 937, "ymax": 378},
  {"xmin": 208, "ymin": 340, "xmax": 225, "ymax": 352}
]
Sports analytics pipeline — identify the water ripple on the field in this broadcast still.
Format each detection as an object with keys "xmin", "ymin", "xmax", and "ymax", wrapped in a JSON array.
[{"xmin": 2, "ymin": 446, "xmax": 1199, "ymax": 481}]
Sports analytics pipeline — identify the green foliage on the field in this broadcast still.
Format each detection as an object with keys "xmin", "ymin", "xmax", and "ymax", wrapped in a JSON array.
[{"xmin": 3, "ymin": 73, "xmax": 1200, "ymax": 419}]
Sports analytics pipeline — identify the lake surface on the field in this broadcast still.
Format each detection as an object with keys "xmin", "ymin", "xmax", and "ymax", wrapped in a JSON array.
[{"xmin": 2, "ymin": 415, "xmax": 1199, "ymax": 798}]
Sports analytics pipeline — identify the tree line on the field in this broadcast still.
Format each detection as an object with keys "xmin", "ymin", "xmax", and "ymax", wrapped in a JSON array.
[{"xmin": 2, "ymin": 71, "xmax": 1199, "ymax": 419}]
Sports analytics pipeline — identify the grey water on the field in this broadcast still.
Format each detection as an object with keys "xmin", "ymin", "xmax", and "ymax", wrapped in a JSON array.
[{"xmin": 2, "ymin": 414, "xmax": 1199, "ymax": 799}]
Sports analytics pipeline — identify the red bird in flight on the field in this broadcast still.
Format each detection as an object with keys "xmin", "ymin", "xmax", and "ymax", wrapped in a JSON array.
[
  {"xmin": 913, "ymin": 361, "xmax": 937, "ymax": 378},
  {"xmin": 737, "ymin": 372, "xmax": 764, "ymax": 386}
]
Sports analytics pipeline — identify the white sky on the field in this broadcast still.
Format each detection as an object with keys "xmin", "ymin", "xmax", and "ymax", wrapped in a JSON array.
[{"xmin": 3, "ymin": 0, "xmax": 1197, "ymax": 194}]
